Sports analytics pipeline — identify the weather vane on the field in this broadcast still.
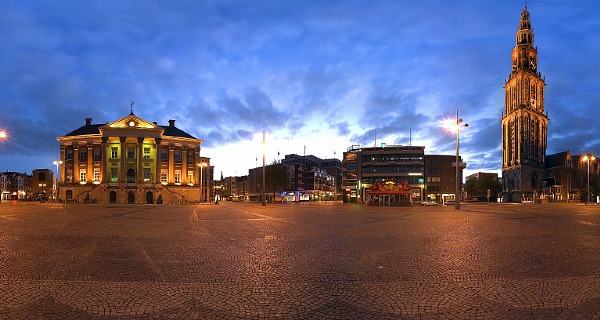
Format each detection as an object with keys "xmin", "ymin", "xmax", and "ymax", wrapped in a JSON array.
[{"xmin": 130, "ymin": 101, "xmax": 135, "ymax": 114}]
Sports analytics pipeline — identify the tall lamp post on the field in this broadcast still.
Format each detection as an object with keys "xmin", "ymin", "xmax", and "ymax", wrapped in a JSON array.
[
  {"xmin": 0, "ymin": 130, "xmax": 6, "ymax": 141},
  {"xmin": 582, "ymin": 154, "xmax": 595, "ymax": 204},
  {"xmin": 53, "ymin": 160, "xmax": 63, "ymax": 202},
  {"xmin": 262, "ymin": 131, "xmax": 266, "ymax": 206},
  {"xmin": 445, "ymin": 110, "xmax": 468, "ymax": 210},
  {"xmin": 198, "ymin": 162, "xmax": 206, "ymax": 203}
]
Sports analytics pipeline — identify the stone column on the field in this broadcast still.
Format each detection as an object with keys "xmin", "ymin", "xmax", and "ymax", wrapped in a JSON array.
[
  {"xmin": 182, "ymin": 147, "xmax": 188, "ymax": 184},
  {"xmin": 73, "ymin": 143, "xmax": 80, "ymax": 183},
  {"xmin": 120, "ymin": 137, "xmax": 126, "ymax": 183},
  {"xmin": 137, "ymin": 137, "xmax": 144, "ymax": 183},
  {"xmin": 87, "ymin": 144, "xmax": 93, "ymax": 183},
  {"xmin": 168, "ymin": 145, "xmax": 175, "ymax": 184},
  {"xmin": 155, "ymin": 138, "xmax": 162, "ymax": 184},
  {"xmin": 101, "ymin": 137, "xmax": 108, "ymax": 183},
  {"xmin": 60, "ymin": 145, "xmax": 66, "ymax": 183}
]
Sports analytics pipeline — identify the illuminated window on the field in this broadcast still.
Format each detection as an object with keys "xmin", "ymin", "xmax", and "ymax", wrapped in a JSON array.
[
  {"xmin": 160, "ymin": 170, "xmax": 167, "ymax": 183},
  {"xmin": 174, "ymin": 170, "xmax": 181, "ymax": 184},
  {"xmin": 80, "ymin": 169, "xmax": 87, "ymax": 182},
  {"xmin": 143, "ymin": 148, "xmax": 151, "ymax": 159},
  {"xmin": 187, "ymin": 170, "xmax": 194, "ymax": 184},
  {"xmin": 111, "ymin": 147, "xmax": 118, "ymax": 159},
  {"xmin": 143, "ymin": 168, "xmax": 151, "ymax": 182},
  {"xmin": 93, "ymin": 168, "xmax": 100, "ymax": 182},
  {"xmin": 111, "ymin": 168, "xmax": 118, "ymax": 182}
]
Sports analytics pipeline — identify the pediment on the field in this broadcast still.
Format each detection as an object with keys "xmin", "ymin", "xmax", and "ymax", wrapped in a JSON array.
[{"xmin": 99, "ymin": 113, "xmax": 164, "ymax": 137}]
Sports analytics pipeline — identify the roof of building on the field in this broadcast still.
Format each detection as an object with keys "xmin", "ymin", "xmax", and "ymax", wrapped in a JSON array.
[
  {"xmin": 546, "ymin": 151, "xmax": 570, "ymax": 168},
  {"xmin": 64, "ymin": 119, "xmax": 197, "ymax": 139}
]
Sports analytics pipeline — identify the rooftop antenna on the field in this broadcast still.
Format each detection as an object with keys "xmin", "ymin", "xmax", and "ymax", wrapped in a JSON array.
[{"xmin": 374, "ymin": 130, "xmax": 377, "ymax": 147}]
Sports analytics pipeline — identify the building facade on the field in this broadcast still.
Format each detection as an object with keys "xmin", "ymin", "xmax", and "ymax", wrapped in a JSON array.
[
  {"xmin": 423, "ymin": 155, "xmax": 464, "ymax": 204},
  {"xmin": 0, "ymin": 172, "xmax": 29, "ymax": 200},
  {"xmin": 501, "ymin": 6, "xmax": 549, "ymax": 202},
  {"xmin": 56, "ymin": 113, "xmax": 210, "ymax": 204},
  {"xmin": 31, "ymin": 169, "xmax": 53, "ymax": 201},
  {"xmin": 342, "ymin": 145, "xmax": 426, "ymax": 203}
]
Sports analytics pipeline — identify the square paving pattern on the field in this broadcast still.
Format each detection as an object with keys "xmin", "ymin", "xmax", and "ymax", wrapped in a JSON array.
[{"xmin": 1, "ymin": 201, "xmax": 600, "ymax": 319}]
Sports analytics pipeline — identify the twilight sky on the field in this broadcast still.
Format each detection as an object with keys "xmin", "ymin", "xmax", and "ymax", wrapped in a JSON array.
[{"xmin": 0, "ymin": 1, "xmax": 599, "ymax": 179}]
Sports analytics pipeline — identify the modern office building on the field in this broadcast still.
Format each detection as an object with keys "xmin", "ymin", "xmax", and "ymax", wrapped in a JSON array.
[
  {"xmin": 56, "ymin": 112, "xmax": 211, "ymax": 204},
  {"xmin": 423, "ymin": 155, "xmax": 464, "ymax": 204},
  {"xmin": 342, "ymin": 145, "xmax": 429, "ymax": 203}
]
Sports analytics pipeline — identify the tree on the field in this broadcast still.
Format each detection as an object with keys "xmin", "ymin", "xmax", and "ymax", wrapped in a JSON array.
[
  {"xmin": 465, "ymin": 174, "xmax": 501, "ymax": 201},
  {"xmin": 265, "ymin": 163, "xmax": 289, "ymax": 200}
]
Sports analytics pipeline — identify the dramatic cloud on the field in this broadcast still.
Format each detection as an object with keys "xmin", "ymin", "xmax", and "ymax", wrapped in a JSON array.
[{"xmin": 0, "ymin": 0, "xmax": 598, "ymax": 178}]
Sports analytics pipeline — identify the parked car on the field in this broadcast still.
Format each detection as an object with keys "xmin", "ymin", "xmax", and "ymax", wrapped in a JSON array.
[{"xmin": 421, "ymin": 200, "xmax": 437, "ymax": 206}]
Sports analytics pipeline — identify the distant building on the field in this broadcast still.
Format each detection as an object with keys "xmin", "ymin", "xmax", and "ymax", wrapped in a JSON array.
[
  {"xmin": 0, "ymin": 172, "xmax": 29, "ymax": 200},
  {"xmin": 343, "ymin": 145, "xmax": 444, "ymax": 204},
  {"xmin": 465, "ymin": 172, "xmax": 500, "ymax": 201},
  {"xmin": 31, "ymin": 169, "xmax": 53, "ymax": 201},
  {"xmin": 281, "ymin": 154, "xmax": 339, "ymax": 201},
  {"xmin": 56, "ymin": 113, "xmax": 211, "ymax": 204},
  {"xmin": 424, "ymin": 155, "xmax": 464, "ymax": 204}
]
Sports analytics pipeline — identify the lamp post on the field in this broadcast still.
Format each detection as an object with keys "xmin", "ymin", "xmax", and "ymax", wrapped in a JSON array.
[
  {"xmin": 262, "ymin": 130, "xmax": 266, "ymax": 206},
  {"xmin": 0, "ymin": 130, "xmax": 6, "ymax": 141},
  {"xmin": 446, "ymin": 110, "xmax": 468, "ymax": 210},
  {"xmin": 53, "ymin": 160, "xmax": 63, "ymax": 202},
  {"xmin": 198, "ymin": 162, "xmax": 206, "ymax": 203},
  {"xmin": 582, "ymin": 154, "xmax": 595, "ymax": 204}
]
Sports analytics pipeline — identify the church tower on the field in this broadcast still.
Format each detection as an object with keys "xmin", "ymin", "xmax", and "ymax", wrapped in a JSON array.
[{"xmin": 501, "ymin": 6, "xmax": 548, "ymax": 202}]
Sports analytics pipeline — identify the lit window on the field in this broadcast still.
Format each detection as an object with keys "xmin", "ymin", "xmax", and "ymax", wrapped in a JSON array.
[
  {"xmin": 187, "ymin": 170, "xmax": 194, "ymax": 184},
  {"xmin": 111, "ymin": 168, "xmax": 118, "ymax": 182},
  {"xmin": 111, "ymin": 147, "xmax": 118, "ymax": 159},
  {"xmin": 174, "ymin": 170, "xmax": 181, "ymax": 184},
  {"xmin": 93, "ymin": 168, "xmax": 100, "ymax": 182},
  {"xmin": 80, "ymin": 169, "xmax": 87, "ymax": 182},
  {"xmin": 160, "ymin": 170, "xmax": 168, "ymax": 184},
  {"xmin": 143, "ymin": 148, "xmax": 151, "ymax": 159}
]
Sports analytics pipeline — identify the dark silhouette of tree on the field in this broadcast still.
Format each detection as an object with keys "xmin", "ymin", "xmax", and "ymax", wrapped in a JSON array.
[{"xmin": 266, "ymin": 163, "xmax": 289, "ymax": 201}]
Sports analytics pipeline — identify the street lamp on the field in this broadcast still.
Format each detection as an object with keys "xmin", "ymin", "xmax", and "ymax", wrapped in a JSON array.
[
  {"xmin": 582, "ymin": 154, "xmax": 595, "ymax": 204},
  {"xmin": 198, "ymin": 162, "xmax": 206, "ymax": 203},
  {"xmin": 0, "ymin": 130, "xmax": 6, "ymax": 141},
  {"xmin": 262, "ymin": 130, "xmax": 266, "ymax": 206},
  {"xmin": 444, "ymin": 110, "xmax": 468, "ymax": 210},
  {"xmin": 53, "ymin": 160, "xmax": 63, "ymax": 202}
]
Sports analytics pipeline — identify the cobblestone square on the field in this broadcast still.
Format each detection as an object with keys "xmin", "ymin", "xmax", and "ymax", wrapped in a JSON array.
[{"xmin": 1, "ymin": 201, "xmax": 600, "ymax": 319}]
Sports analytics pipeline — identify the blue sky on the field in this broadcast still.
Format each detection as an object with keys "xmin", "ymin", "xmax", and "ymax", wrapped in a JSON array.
[{"xmin": 0, "ymin": 1, "xmax": 599, "ymax": 178}]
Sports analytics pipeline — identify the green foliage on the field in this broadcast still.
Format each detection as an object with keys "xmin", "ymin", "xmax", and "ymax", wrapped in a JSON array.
[
  {"xmin": 265, "ymin": 163, "xmax": 289, "ymax": 193},
  {"xmin": 466, "ymin": 174, "xmax": 501, "ymax": 200}
]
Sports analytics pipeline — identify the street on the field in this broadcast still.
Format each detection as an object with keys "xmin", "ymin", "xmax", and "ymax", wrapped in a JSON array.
[{"xmin": 0, "ymin": 201, "xmax": 599, "ymax": 319}]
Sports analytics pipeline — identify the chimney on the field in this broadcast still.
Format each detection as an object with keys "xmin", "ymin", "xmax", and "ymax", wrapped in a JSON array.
[
  {"xmin": 85, "ymin": 118, "xmax": 92, "ymax": 126},
  {"xmin": 168, "ymin": 119, "xmax": 175, "ymax": 127}
]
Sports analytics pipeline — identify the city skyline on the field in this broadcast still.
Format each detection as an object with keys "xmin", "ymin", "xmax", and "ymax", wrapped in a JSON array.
[{"xmin": 0, "ymin": 1, "xmax": 598, "ymax": 178}]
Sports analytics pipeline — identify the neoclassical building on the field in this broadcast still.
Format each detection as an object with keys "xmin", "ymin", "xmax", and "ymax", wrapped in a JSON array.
[
  {"xmin": 56, "ymin": 112, "xmax": 211, "ymax": 204},
  {"xmin": 501, "ymin": 5, "xmax": 548, "ymax": 202}
]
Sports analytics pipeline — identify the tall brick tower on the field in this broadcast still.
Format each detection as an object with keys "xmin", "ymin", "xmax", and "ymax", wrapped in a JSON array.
[{"xmin": 501, "ymin": 6, "xmax": 548, "ymax": 202}]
